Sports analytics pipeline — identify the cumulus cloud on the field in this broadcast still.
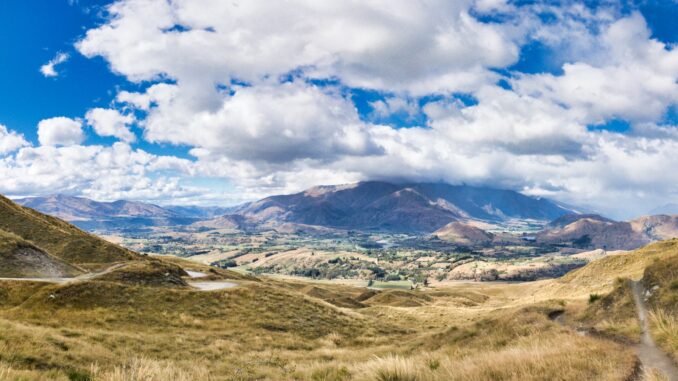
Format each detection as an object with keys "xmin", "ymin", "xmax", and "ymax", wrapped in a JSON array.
[
  {"xmin": 2, "ymin": 0, "xmax": 671, "ymax": 218},
  {"xmin": 128, "ymin": 81, "xmax": 382, "ymax": 163},
  {"xmin": 0, "ymin": 125, "xmax": 29, "ymax": 155},
  {"xmin": 85, "ymin": 108, "xmax": 136, "ymax": 142},
  {"xmin": 512, "ymin": 13, "xmax": 678, "ymax": 124},
  {"xmin": 40, "ymin": 52, "xmax": 70, "ymax": 77},
  {"xmin": 37, "ymin": 117, "xmax": 84, "ymax": 146},
  {"xmin": 0, "ymin": 142, "xmax": 198, "ymax": 202},
  {"xmin": 77, "ymin": 0, "xmax": 521, "ymax": 95}
]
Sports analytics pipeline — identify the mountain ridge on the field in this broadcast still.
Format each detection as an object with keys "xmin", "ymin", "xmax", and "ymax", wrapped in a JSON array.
[{"xmin": 208, "ymin": 181, "xmax": 577, "ymax": 233}]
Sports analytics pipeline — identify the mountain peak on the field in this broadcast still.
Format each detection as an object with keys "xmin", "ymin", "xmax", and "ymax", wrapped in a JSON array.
[{"xmin": 220, "ymin": 181, "xmax": 577, "ymax": 233}]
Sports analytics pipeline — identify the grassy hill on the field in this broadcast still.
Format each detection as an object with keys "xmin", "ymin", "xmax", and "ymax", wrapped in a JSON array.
[
  {"xmin": 0, "ymin": 195, "xmax": 136, "ymax": 270},
  {"xmin": 0, "ymin": 229, "xmax": 82, "ymax": 278}
]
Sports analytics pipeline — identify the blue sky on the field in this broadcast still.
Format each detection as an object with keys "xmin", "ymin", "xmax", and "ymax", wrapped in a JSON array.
[{"xmin": 0, "ymin": 0, "xmax": 677, "ymax": 218}]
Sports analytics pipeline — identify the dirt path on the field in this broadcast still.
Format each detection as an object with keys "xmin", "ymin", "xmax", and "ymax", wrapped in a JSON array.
[
  {"xmin": 630, "ymin": 280, "xmax": 678, "ymax": 381},
  {"xmin": 0, "ymin": 263, "xmax": 128, "ymax": 284},
  {"xmin": 0, "ymin": 264, "xmax": 238, "ymax": 291}
]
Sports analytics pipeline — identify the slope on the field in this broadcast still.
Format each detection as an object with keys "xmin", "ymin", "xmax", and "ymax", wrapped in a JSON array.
[
  {"xmin": 0, "ymin": 195, "xmax": 136, "ymax": 269},
  {"xmin": 0, "ymin": 229, "xmax": 82, "ymax": 278}
]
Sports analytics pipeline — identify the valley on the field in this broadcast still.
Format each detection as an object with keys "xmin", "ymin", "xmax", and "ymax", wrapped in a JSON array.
[{"xmin": 2, "ymin": 191, "xmax": 678, "ymax": 380}]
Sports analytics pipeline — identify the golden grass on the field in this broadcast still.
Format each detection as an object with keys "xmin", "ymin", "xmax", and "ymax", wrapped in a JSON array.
[
  {"xmin": 349, "ymin": 333, "xmax": 633, "ymax": 381},
  {"xmin": 643, "ymin": 367, "xmax": 670, "ymax": 381},
  {"xmin": 89, "ymin": 357, "xmax": 211, "ymax": 381},
  {"xmin": 650, "ymin": 309, "xmax": 678, "ymax": 362},
  {"xmin": 5, "ymin": 239, "xmax": 677, "ymax": 380},
  {"xmin": 0, "ymin": 195, "xmax": 136, "ymax": 268}
]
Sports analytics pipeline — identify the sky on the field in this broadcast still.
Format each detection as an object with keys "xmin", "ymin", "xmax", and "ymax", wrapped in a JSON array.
[{"xmin": 0, "ymin": 0, "xmax": 677, "ymax": 219}]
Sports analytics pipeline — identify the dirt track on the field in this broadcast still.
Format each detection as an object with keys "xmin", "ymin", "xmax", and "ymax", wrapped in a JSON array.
[{"xmin": 630, "ymin": 280, "xmax": 678, "ymax": 381}]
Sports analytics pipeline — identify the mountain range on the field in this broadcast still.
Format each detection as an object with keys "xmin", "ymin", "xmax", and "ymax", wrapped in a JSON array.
[
  {"xmin": 14, "ymin": 182, "xmax": 678, "ymax": 251},
  {"xmin": 15, "ymin": 182, "xmax": 577, "ymax": 233},
  {"xmin": 14, "ymin": 194, "xmax": 232, "ymax": 231},
  {"xmin": 206, "ymin": 181, "xmax": 578, "ymax": 233}
]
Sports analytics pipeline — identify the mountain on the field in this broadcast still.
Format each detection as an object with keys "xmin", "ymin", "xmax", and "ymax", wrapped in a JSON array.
[
  {"xmin": 537, "ymin": 213, "xmax": 678, "ymax": 250},
  {"xmin": 15, "ymin": 194, "xmax": 175, "ymax": 221},
  {"xmin": 14, "ymin": 194, "xmax": 229, "ymax": 231},
  {"xmin": 164, "ymin": 205, "xmax": 236, "ymax": 219},
  {"xmin": 432, "ymin": 221, "xmax": 495, "ymax": 245},
  {"xmin": 204, "ymin": 181, "xmax": 577, "ymax": 233},
  {"xmin": 0, "ymin": 195, "xmax": 137, "ymax": 272},
  {"xmin": 546, "ymin": 214, "xmax": 615, "ymax": 229}
]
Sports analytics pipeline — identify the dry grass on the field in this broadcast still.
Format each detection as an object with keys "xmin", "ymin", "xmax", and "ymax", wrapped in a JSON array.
[
  {"xmin": 89, "ymin": 357, "xmax": 211, "ymax": 381},
  {"xmin": 650, "ymin": 309, "xmax": 678, "ymax": 361},
  {"xmin": 4, "ymin": 240, "xmax": 676, "ymax": 380},
  {"xmin": 350, "ymin": 333, "xmax": 633, "ymax": 381},
  {"xmin": 643, "ymin": 367, "xmax": 670, "ymax": 381}
]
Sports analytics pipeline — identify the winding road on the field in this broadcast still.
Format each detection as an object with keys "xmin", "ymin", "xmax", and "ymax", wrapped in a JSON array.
[{"xmin": 630, "ymin": 280, "xmax": 678, "ymax": 381}]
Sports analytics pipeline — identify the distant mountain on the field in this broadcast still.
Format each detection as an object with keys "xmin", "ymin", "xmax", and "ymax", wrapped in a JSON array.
[
  {"xmin": 0, "ymin": 195, "xmax": 137, "ymax": 274},
  {"xmin": 14, "ymin": 195, "xmax": 229, "ymax": 231},
  {"xmin": 432, "ymin": 221, "xmax": 495, "ymax": 245},
  {"xmin": 201, "ymin": 181, "xmax": 577, "ymax": 233},
  {"xmin": 164, "ymin": 205, "xmax": 236, "ymax": 219},
  {"xmin": 546, "ymin": 214, "xmax": 615, "ymax": 229},
  {"xmin": 537, "ymin": 213, "xmax": 678, "ymax": 250}
]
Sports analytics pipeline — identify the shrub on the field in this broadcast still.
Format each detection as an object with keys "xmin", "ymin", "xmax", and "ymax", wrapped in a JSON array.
[{"xmin": 589, "ymin": 293, "xmax": 601, "ymax": 303}]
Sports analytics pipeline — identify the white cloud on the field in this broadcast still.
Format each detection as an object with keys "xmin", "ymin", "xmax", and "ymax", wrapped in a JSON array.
[
  {"xmin": 37, "ymin": 117, "xmax": 84, "ymax": 146},
  {"xmin": 40, "ymin": 52, "xmax": 70, "ymax": 78},
  {"xmin": 77, "ymin": 0, "xmax": 521, "ymax": 95},
  {"xmin": 0, "ymin": 125, "xmax": 29, "ymax": 155},
  {"xmin": 512, "ymin": 13, "xmax": 678, "ymax": 124},
  {"xmin": 6, "ymin": 0, "xmax": 670, "ymax": 218},
  {"xmin": 85, "ymin": 108, "xmax": 136, "ymax": 142},
  {"xmin": 131, "ymin": 81, "xmax": 382, "ymax": 163},
  {"xmin": 0, "ymin": 143, "xmax": 198, "ymax": 202}
]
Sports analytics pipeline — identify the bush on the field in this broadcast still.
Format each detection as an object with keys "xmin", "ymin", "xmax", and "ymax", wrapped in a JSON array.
[
  {"xmin": 67, "ymin": 370, "xmax": 91, "ymax": 381},
  {"xmin": 213, "ymin": 259, "xmax": 237, "ymax": 268},
  {"xmin": 589, "ymin": 293, "xmax": 601, "ymax": 303}
]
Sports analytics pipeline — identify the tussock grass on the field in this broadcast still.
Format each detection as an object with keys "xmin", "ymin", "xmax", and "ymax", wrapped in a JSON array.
[
  {"xmin": 352, "ymin": 334, "xmax": 633, "ymax": 381},
  {"xmin": 650, "ymin": 309, "xmax": 678, "ymax": 361},
  {"xmin": 579, "ymin": 278, "xmax": 641, "ymax": 341},
  {"xmin": 4, "ymin": 237, "xmax": 674, "ymax": 380},
  {"xmin": 90, "ymin": 357, "xmax": 211, "ymax": 381},
  {"xmin": 643, "ymin": 367, "xmax": 669, "ymax": 381}
]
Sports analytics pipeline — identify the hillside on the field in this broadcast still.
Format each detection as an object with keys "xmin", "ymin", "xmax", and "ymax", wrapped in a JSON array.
[
  {"xmin": 0, "ymin": 195, "xmax": 136, "ymax": 269},
  {"xmin": 0, "ymin": 244, "xmax": 644, "ymax": 380},
  {"xmin": 0, "ymin": 230, "xmax": 82, "ymax": 278},
  {"xmin": 432, "ymin": 221, "xmax": 495, "ymax": 245},
  {"xmin": 537, "ymin": 214, "xmax": 678, "ymax": 250},
  {"xmin": 202, "ymin": 181, "xmax": 576, "ymax": 233}
]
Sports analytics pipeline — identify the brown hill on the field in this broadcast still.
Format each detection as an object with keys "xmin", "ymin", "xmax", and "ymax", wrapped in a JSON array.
[
  {"xmin": 433, "ymin": 221, "xmax": 495, "ymax": 245},
  {"xmin": 537, "ymin": 214, "xmax": 678, "ymax": 250},
  {"xmin": 0, "ymin": 230, "xmax": 82, "ymax": 278},
  {"xmin": 0, "ymin": 195, "xmax": 137, "ymax": 270}
]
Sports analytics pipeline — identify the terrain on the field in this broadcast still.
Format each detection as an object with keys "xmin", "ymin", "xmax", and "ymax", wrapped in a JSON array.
[
  {"xmin": 200, "ymin": 181, "xmax": 577, "ymax": 233},
  {"xmin": 537, "ymin": 214, "xmax": 678, "ymax": 250},
  {"xmin": 2, "ymin": 193, "xmax": 678, "ymax": 380},
  {"xmin": 14, "ymin": 194, "xmax": 231, "ymax": 231}
]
